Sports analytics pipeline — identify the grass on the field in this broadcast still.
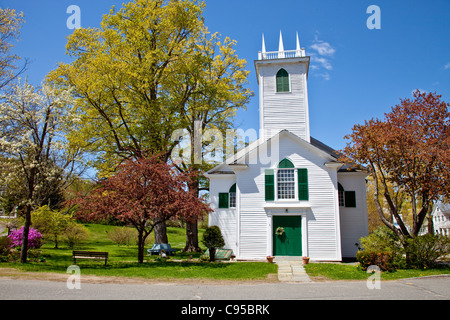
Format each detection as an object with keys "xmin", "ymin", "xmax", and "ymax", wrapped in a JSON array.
[
  {"xmin": 305, "ymin": 262, "xmax": 450, "ymax": 281},
  {"xmin": 2, "ymin": 222, "xmax": 448, "ymax": 282},
  {"xmin": 0, "ymin": 223, "xmax": 278, "ymax": 281}
]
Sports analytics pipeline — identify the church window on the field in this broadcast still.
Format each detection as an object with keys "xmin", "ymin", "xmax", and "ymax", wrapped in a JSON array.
[
  {"xmin": 229, "ymin": 184, "xmax": 236, "ymax": 208},
  {"xmin": 276, "ymin": 68, "xmax": 290, "ymax": 92},
  {"xmin": 338, "ymin": 183, "xmax": 356, "ymax": 208},
  {"xmin": 338, "ymin": 183, "xmax": 345, "ymax": 207},
  {"xmin": 218, "ymin": 184, "xmax": 237, "ymax": 209},
  {"xmin": 265, "ymin": 159, "xmax": 309, "ymax": 201},
  {"xmin": 277, "ymin": 169, "xmax": 295, "ymax": 199}
]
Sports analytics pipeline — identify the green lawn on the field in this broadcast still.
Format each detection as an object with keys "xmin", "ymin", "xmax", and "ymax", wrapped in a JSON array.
[
  {"xmin": 304, "ymin": 262, "xmax": 450, "ymax": 281},
  {"xmin": 0, "ymin": 223, "xmax": 278, "ymax": 281}
]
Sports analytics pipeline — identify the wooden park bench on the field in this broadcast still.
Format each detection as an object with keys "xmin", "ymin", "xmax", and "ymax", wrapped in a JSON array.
[
  {"xmin": 72, "ymin": 251, "xmax": 109, "ymax": 266},
  {"xmin": 147, "ymin": 244, "xmax": 177, "ymax": 256}
]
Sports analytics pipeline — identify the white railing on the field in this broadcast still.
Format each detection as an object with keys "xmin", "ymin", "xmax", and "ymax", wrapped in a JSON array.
[{"xmin": 258, "ymin": 49, "xmax": 306, "ymax": 60}]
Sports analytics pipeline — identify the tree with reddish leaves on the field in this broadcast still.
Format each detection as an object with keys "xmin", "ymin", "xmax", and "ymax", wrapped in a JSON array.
[
  {"xmin": 72, "ymin": 155, "xmax": 211, "ymax": 263},
  {"xmin": 342, "ymin": 90, "xmax": 449, "ymax": 242}
]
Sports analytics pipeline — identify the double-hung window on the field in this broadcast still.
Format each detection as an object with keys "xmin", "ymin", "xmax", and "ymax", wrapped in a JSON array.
[{"xmin": 277, "ymin": 169, "xmax": 295, "ymax": 199}]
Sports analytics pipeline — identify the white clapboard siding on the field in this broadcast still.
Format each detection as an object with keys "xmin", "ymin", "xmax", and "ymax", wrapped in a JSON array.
[
  {"xmin": 338, "ymin": 172, "xmax": 369, "ymax": 258},
  {"xmin": 208, "ymin": 175, "xmax": 238, "ymax": 254},
  {"xmin": 233, "ymin": 133, "xmax": 341, "ymax": 260},
  {"xmin": 259, "ymin": 62, "xmax": 309, "ymax": 141}
]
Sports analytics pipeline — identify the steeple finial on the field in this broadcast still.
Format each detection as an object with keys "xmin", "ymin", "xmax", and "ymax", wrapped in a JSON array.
[
  {"xmin": 296, "ymin": 32, "xmax": 301, "ymax": 51},
  {"xmin": 278, "ymin": 30, "xmax": 284, "ymax": 52},
  {"xmin": 262, "ymin": 33, "xmax": 266, "ymax": 53}
]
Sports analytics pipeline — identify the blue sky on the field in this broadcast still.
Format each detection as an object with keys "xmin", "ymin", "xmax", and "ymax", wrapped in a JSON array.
[{"xmin": 2, "ymin": 0, "xmax": 450, "ymax": 151}]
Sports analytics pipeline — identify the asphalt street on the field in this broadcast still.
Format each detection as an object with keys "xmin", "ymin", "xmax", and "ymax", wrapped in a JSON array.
[{"xmin": 0, "ymin": 276, "xmax": 449, "ymax": 300}]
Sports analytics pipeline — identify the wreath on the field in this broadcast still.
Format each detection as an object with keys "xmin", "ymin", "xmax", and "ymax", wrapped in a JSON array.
[{"xmin": 275, "ymin": 227, "xmax": 285, "ymax": 236}]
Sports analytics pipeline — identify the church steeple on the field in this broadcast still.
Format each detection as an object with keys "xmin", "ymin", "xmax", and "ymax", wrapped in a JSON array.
[{"xmin": 255, "ymin": 32, "xmax": 311, "ymax": 142}]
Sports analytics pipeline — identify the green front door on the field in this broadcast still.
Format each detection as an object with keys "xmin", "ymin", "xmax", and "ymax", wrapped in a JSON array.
[{"xmin": 273, "ymin": 216, "xmax": 302, "ymax": 256}]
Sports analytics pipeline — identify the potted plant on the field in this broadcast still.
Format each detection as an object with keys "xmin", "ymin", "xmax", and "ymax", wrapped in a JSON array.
[
  {"xmin": 302, "ymin": 256, "xmax": 310, "ymax": 265},
  {"xmin": 267, "ymin": 256, "xmax": 274, "ymax": 263}
]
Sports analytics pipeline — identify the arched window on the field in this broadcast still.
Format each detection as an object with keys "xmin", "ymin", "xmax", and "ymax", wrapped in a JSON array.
[{"xmin": 276, "ymin": 68, "xmax": 290, "ymax": 93}]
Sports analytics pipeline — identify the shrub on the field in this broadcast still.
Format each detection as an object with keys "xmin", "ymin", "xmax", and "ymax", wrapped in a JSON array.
[
  {"xmin": 63, "ymin": 222, "xmax": 89, "ymax": 249},
  {"xmin": 0, "ymin": 236, "xmax": 12, "ymax": 261},
  {"xmin": 405, "ymin": 234, "xmax": 450, "ymax": 269},
  {"xmin": 358, "ymin": 227, "xmax": 404, "ymax": 269},
  {"xmin": 202, "ymin": 226, "xmax": 225, "ymax": 262},
  {"xmin": 107, "ymin": 227, "xmax": 137, "ymax": 246},
  {"xmin": 356, "ymin": 250, "xmax": 395, "ymax": 272},
  {"xmin": 8, "ymin": 227, "xmax": 43, "ymax": 249}
]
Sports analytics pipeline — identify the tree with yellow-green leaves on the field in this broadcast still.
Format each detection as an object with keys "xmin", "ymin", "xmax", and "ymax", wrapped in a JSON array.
[
  {"xmin": 47, "ymin": 0, "xmax": 251, "ymax": 245},
  {"xmin": 0, "ymin": 8, "xmax": 27, "ymax": 91}
]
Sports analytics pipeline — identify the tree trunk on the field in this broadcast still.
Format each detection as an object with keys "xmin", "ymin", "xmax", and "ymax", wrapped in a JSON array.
[
  {"xmin": 208, "ymin": 247, "xmax": 216, "ymax": 262},
  {"xmin": 137, "ymin": 230, "xmax": 145, "ymax": 264},
  {"xmin": 154, "ymin": 219, "xmax": 168, "ymax": 244},
  {"xmin": 183, "ymin": 172, "xmax": 202, "ymax": 252},
  {"xmin": 427, "ymin": 214, "xmax": 434, "ymax": 235},
  {"xmin": 183, "ymin": 220, "xmax": 202, "ymax": 252},
  {"xmin": 20, "ymin": 205, "xmax": 32, "ymax": 263}
]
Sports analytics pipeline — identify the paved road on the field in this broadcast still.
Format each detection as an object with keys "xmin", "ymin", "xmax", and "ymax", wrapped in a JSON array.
[{"xmin": 0, "ymin": 276, "xmax": 449, "ymax": 300}]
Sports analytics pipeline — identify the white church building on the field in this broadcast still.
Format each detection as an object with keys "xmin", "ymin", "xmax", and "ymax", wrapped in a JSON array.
[{"xmin": 206, "ymin": 33, "xmax": 369, "ymax": 261}]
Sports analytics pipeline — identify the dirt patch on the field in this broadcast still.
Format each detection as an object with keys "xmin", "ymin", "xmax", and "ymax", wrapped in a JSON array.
[{"xmin": 0, "ymin": 268, "xmax": 280, "ymax": 286}]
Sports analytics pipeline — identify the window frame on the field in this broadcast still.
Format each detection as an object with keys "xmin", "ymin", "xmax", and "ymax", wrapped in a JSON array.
[
  {"xmin": 276, "ymin": 68, "xmax": 290, "ymax": 93},
  {"xmin": 276, "ymin": 168, "xmax": 296, "ymax": 200}
]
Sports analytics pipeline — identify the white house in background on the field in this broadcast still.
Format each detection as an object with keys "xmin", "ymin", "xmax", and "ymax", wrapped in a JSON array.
[
  {"xmin": 432, "ymin": 203, "xmax": 450, "ymax": 236},
  {"xmin": 206, "ymin": 33, "xmax": 369, "ymax": 261}
]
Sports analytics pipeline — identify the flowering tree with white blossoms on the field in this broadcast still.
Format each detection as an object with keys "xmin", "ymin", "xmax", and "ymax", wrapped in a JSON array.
[{"xmin": 0, "ymin": 80, "xmax": 82, "ymax": 263}]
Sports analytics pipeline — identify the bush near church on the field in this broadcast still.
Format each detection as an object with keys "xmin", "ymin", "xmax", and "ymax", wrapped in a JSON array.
[
  {"xmin": 202, "ymin": 226, "xmax": 225, "ymax": 262},
  {"xmin": 357, "ymin": 226, "xmax": 450, "ymax": 271}
]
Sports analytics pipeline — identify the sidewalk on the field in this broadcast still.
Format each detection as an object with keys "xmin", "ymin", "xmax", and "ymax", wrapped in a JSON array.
[{"xmin": 274, "ymin": 256, "xmax": 312, "ymax": 282}]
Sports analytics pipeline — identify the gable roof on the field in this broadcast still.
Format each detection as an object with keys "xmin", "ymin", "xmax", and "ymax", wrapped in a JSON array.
[{"xmin": 207, "ymin": 130, "xmax": 345, "ymax": 175}]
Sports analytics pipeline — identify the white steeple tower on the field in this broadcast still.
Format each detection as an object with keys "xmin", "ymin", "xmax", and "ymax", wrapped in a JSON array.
[{"xmin": 255, "ymin": 32, "xmax": 311, "ymax": 142}]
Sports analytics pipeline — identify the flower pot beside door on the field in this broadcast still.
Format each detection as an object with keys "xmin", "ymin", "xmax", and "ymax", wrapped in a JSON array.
[
  {"xmin": 267, "ymin": 256, "xmax": 274, "ymax": 263},
  {"xmin": 302, "ymin": 256, "xmax": 310, "ymax": 265}
]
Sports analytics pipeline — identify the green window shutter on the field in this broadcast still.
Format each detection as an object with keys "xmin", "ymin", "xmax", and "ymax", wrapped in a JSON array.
[
  {"xmin": 276, "ymin": 69, "xmax": 290, "ymax": 92},
  {"xmin": 345, "ymin": 191, "xmax": 356, "ymax": 208},
  {"xmin": 298, "ymin": 168, "xmax": 309, "ymax": 201},
  {"xmin": 218, "ymin": 193, "xmax": 229, "ymax": 209},
  {"xmin": 265, "ymin": 169, "xmax": 275, "ymax": 201}
]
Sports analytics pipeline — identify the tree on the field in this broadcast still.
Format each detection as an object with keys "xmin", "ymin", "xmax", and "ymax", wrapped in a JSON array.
[
  {"xmin": 31, "ymin": 205, "xmax": 71, "ymax": 248},
  {"xmin": 202, "ymin": 226, "xmax": 225, "ymax": 262},
  {"xmin": 0, "ymin": 8, "xmax": 27, "ymax": 91},
  {"xmin": 0, "ymin": 81, "xmax": 81, "ymax": 263},
  {"xmin": 72, "ymin": 155, "xmax": 211, "ymax": 263},
  {"xmin": 342, "ymin": 90, "xmax": 449, "ymax": 245},
  {"xmin": 170, "ymin": 32, "xmax": 251, "ymax": 252},
  {"xmin": 47, "ymin": 0, "xmax": 206, "ymax": 175},
  {"xmin": 48, "ymin": 0, "xmax": 251, "ymax": 245}
]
